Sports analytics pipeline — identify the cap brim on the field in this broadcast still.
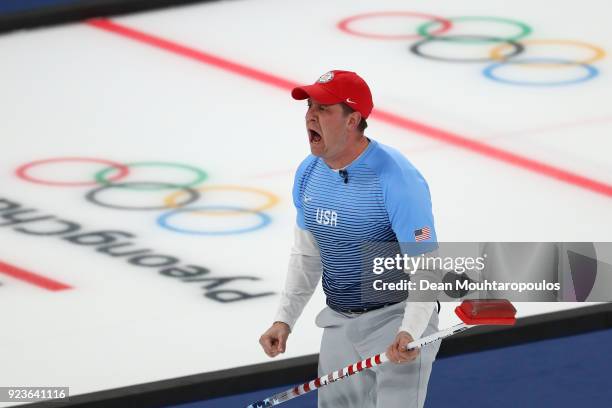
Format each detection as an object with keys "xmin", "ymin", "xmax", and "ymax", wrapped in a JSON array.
[{"xmin": 291, "ymin": 84, "xmax": 343, "ymax": 104}]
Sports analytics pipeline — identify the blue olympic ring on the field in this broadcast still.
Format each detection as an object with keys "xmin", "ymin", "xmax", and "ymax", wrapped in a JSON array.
[
  {"xmin": 482, "ymin": 57, "xmax": 599, "ymax": 87},
  {"xmin": 157, "ymin": 205, "xmax": 271, "ymax": 236}
]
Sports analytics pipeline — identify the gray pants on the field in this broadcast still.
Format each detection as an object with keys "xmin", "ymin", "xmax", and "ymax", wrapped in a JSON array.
[{"xmin": 316, "ymin": 302, "xmax": 440, "ymax": 408}]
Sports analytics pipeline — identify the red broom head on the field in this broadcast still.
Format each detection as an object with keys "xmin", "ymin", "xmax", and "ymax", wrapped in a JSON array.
[{"xmin": 455, "ymin": 299, "xmax": 517, "ymax": 325}]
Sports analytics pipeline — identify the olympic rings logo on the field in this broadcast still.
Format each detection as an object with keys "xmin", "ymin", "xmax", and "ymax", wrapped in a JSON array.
[
  {"xmin": 15, "ymin": 157, "xmax": 280, "ymax": 236},
  {"xmin": 337, "ymin": 12, "xmax": 606, "ymax": 87}
]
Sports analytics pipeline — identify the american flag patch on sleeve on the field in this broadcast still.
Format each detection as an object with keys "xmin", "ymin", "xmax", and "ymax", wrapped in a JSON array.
[{"xmin": 414, "ymin": 227, "xmax": 431, "ymax": 242}]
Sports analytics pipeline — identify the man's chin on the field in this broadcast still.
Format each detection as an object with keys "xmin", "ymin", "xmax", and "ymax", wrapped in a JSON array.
[{"xmin": 309, "ymin": 145, "xmax": 325, "ymax": 156}]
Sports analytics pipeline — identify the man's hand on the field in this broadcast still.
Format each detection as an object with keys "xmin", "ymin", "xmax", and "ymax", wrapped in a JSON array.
[
  {"xmin": 386, "ymin": 331, "xmax": 420, "ymax": 364},
  {"xmin": 259, "ymin": 321, "xmax": 291, "ymax": 357}
]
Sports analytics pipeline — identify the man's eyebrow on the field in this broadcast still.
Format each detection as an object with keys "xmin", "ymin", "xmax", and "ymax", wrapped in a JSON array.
[{"xmin": 306, "ymin": 99, "xmax": 329, "ymax": 107}]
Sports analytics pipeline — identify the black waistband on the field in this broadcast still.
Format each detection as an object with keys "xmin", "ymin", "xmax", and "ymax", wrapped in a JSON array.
[
  {"xmin": 332, "ymin": 300, "xmax": 441, "ymax": 315},
  {"xmin": 331, "ymin": 301, "xmax": 400, "ymax": 315}
]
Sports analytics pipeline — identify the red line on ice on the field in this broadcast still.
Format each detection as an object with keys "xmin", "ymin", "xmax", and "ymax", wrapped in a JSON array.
[
  {"xmin": 0, "ymin": 261, "xmax": 72, "ymax": 291},
  {"xmin": 87, "ymin": 18, "xmax": 612, "ymax": 198}
]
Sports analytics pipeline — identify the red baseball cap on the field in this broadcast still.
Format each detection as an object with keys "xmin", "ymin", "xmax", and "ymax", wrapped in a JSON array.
[{"xmin": 291, "ymin": 70, "xmax": 374, "ymax": 119}]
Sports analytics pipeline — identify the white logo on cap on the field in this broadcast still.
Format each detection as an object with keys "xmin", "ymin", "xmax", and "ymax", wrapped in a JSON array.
[
  {"xmin": 345, "ymin": 98, "xmax": 356, "ymax": 104},
  {"xmin": 317, "ymin": 71, "xmax": 334, "ymax": 83}
]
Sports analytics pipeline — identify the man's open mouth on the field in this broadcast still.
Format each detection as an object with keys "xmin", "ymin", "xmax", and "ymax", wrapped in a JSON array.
[{"xmin": 309, "ymin": 129, "xmax": 322, "ymax": 144}]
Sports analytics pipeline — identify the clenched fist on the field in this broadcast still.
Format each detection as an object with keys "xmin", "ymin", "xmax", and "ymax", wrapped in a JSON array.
[
  {"xmin": 386, "ymin": 331, "xmax": 419, "ymax": 364},
  {"xmin": 259, "ymin": 321, "xmax": 291, "ymax": 357}
]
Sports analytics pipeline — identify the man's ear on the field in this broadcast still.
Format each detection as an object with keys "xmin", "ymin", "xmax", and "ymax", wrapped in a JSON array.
[{"xmin": 348, "ymin": 111, "xmax": 362, "ymax": 131}]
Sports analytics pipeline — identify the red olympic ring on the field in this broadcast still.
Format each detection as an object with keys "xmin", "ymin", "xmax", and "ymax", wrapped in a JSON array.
[
  {"xmin": 16, "ymin": 157, "xmax": 130, "ymax": 187},
  {"xmin": 337, "ymin": 11, "xmax": 452, "ymax": 40}
]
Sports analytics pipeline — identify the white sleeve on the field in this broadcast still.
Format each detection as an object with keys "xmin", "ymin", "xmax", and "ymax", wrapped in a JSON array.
[
  {"xmin": 274, "ymin": 226, "xmax": 322, "ymax": 331},
  {"xmin": 398, "ymin": 252, "xmax": 441, "ymax": 339},
  {"xmin": 399, "ymin": 301, "xmax": 436, "ymax": 339}
]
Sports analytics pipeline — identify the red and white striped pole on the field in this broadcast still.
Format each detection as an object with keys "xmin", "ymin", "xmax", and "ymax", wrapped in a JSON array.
[
  {"xmin": 246, "ymin": 322, "xmax": 471, "ymax": 407},
  {"xmin": 247, "ymin": 300, "xmax": 517, "ymax": 408}
]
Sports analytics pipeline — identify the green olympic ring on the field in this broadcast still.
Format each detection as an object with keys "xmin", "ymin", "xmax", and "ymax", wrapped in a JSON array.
[
  {"xmin": 417, "ymin": 16, "xmax": 533, "ymax": 44},
  {"xmin": 94, "ymin": 161, "xmax": 208, "ymax": 190}
]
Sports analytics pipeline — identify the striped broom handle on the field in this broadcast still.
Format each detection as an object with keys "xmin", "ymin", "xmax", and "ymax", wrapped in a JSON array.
[{"xmin": 246, "ymin": 322, "xmax": 470, "ymax": 408}]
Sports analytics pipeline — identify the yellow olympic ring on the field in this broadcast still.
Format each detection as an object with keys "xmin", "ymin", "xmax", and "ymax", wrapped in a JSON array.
[
  {"xmin": 490, "ymin": 39, "xmax": 606, "ymax": 67},
  {"xmin": 163, "ymin": 185, "xmax": 280, "ymax": 216}
]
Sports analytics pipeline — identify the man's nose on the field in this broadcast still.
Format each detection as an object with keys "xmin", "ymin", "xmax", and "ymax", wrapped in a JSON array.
[{"xmin": 306, "ymin": 107, "xmax": 317, "ymax": 122}]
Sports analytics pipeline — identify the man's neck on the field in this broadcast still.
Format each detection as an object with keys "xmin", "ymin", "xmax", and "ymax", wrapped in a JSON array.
[{"xmin": 325, "ymin": 136, "xmax": 370, "ymax": 170}]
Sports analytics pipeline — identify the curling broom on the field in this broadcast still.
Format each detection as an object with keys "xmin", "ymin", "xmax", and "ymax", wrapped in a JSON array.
[{"xmin": 246, "ymin": 299, "xmax": 517, "ymax": 408}]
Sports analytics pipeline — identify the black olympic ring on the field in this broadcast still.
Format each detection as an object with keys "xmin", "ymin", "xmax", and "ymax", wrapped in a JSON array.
[
  {"xmin": 409, "ymin": 35, "xmax": 525, "ymax": 63},
  {"xmin": 85, "ymin": 182, "xmax": 201, "ymax": 211}
]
